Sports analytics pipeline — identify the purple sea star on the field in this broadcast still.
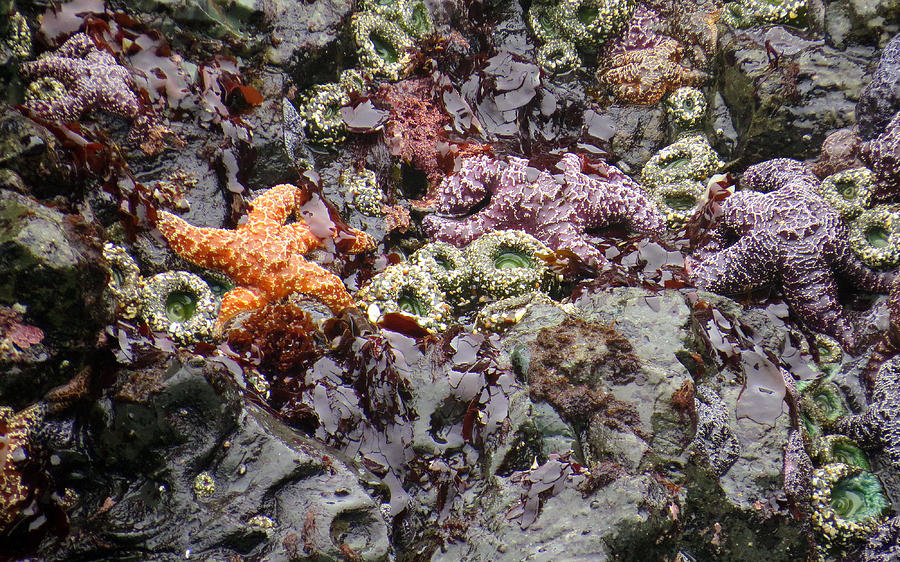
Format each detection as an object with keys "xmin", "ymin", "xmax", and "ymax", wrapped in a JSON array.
[
  {"xmin": 782, "ymin": 429, "xmax": 812, "ymax": 513},
  {"xmin": 421, "ymin": 152, "xmax": 666, "ymax": 266},
  {"xmin": 850, "ymin": 33, "xmax": 900, "ymax": 202},
  {"xmin": 859, "ymin": 111, "xmax": 900, "ymax": 203},
  {"xmin": 856, "ymin": 33, "xmax": 900, "ymax": 142},
  {"xmin": 19, "ymin": 33, "xmax": 140, "ymax": 123},
  {"xmin": 687, "ymin": 158, "xmax": 895, "ymax": 350},
  {"xmin": 860, "ymin": 279, "xmax": 900, "ymax": 395},
  {"xmin": 863, "ymin": 515, "xmax": 900, "ymax": 562},
  {"xmin": 835, "ymin": 357, "xmax": 900, "ymax": 470}
]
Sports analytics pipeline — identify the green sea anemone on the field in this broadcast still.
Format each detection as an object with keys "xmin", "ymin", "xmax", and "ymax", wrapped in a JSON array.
[
  {"xmin": 817, "ymin": 168, "xmax": 875, "ymax": 221},
  {"xmin": 410, "ymin": 242, "xmax": 474, "ymax": 308},
  {"xmin": 815, "ymin": 435, "xmax": 871, "ymax": 471},
  {"xmin": 341, "ymin": 168, "xmax": 385, "ymax": 217},
  {"xmin": 651, "ymin": 181, "xmax": 705, "ymax": 228},
  {"xmin": 800, "ymin": 379, "xmax": 849, "ymax": 427},
  {"xmin": 356, "ymin": 263, "xmax": 453, "ymax": 332},
  {"xmin": 350, "ymin": 12, "xmax": 415, "ymax": 81},
  {"xmin": 557, "ymin": 0, "xmax": 635, "ymax": 48},
  {"xmin": 810, "ymin": 463, "xmax": 889, "ymax": 553},
  {"xmin": 140, "ymin": 271, "xmax": 217, "ymax": 344},
  {"xmin": 641, "ymin": 134, "xmax": 723, "ymax": 190},
  {"xmin": 465, "ymin": 230, "xmax": 555, "ymax": 302},
  {"xmin": 102, "ymin": 242, "xmax": 143, "ymax": 320},
  {"xmin": 536, "ymin": 39, "xmax": 581, "ymax": 75},
  {"xmin": 665, "ymin": 87, "xmax": 707, "ymax": 132},
  {"xmin": 849, "ymin": 205, "xmax": 900, "ymax": 269}
]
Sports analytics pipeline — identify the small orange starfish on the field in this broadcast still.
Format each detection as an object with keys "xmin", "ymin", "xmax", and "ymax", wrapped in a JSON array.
[{"xmin": 156, "ymin": 183, "xmax": 374, "ymax": 332}]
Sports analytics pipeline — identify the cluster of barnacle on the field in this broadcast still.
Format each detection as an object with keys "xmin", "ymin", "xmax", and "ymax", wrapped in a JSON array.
[
  {"xmin": 793, "ymin": 369, "xmax": 892, "ymax": 556},
  {"xmin": 527, "ymin": 0, "xmax": 635, "ymax": 74},
  {"xmin": 722, "ymin": 0, "xmax": 807, "ymax": 28},
  {"xmin": 640, "ymin": 87, "xmax": 724, "ymax": 228},
  {"xmin": 102, "ymin": 243, "xmax": 231, "ymax": 345},
  {"xmin": 814, "ymin": 167, "xmax": 900, "ymax": 269},
  {"xmin": 340, "ymin": 168, "xmax": 386, "ymax": 216},
  {"xmin": 356, "ymin": 230, "xmax": 566, "ymax": 332}
]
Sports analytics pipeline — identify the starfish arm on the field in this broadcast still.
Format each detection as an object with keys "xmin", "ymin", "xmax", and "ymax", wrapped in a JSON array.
[
  {"xmin": 833, "ymin": 245, "xmax": 896, "ymax": 293},
  {"xmin": 690, "ymin": 236, "xmax": 773, "ymax": 294},
  {"xmin": 56, "ymin": 34, "xmax": 98, "ymax": 59},
  {"xmin": 19, "ymin": 57, "xmax": 84, "ymax": 84},
  {"xmin": 605, "ymin": 183, "xmax": 667, "ymax": 235},
  {"xmin": 539, "ymin": 222, "xmax": 608, "ymax": 266},
  {"xmin": 719, "ymin": 191, "xmax": 764, "ymax": 233},
  {"xmin": 156, "ymin": 211, "xmax": 237, "ymax": 272},
  {"xmin": 431, "ymin": 161, "xmax": 492, "ymax": 214},
  {"xmin": 283, "ymin": 222, "xmax": 325, "ymax": 254},
  {"xmin": 246, "ymin": 183, "xmax": 298, "ymax": 228},
  {"xmin": 741, "ymin": 159, "xmax": 817, "ymax": 192},
  {"xmin": 281, "ymin": 222, "xmax": 374, "ymax": 255},
  {"xmin": 216, "ymin": 286, "xmax": 266, "ymax": 333},
  {"xmin": 782, "ymin": 266, "xmax": 857, "ymax": 349},
  {"xmin": 861, "ymin": 338, "xmax": 899, "ymax": 396},
  {"xmin": 25, "ymin": 94, "xmax": 83, "ymax": 122},
  {"xmin": 616, "ymin": 82, "xmax": 666, "ymax": 106},
  {"xmin": 882, "ymin": 442, "xmax": 900, "ymax": 469},
  {"xmin": 335, "ymin": 227, "xmax": 376, "ymax": 255},
  {"xmin": 422, "ymin": 213, "xmax": 496, "ymax": 249},
  {"xmin": 282, "ymin": 259, "xmax": 357, "ymax": 313},
  {"xmin": 836, "ymin": 408, "xmax": 885, "ymax": 450},
  {"xmin": 87, "ymin": 74, "xmax": 140, "ymax": 116}
]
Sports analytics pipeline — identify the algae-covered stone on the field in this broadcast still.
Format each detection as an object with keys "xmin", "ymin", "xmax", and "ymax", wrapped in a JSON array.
[
  {"xmin": 718, "ymin": 26, "xmax": 873, "ymax": 163},
  {"xmin": 40, "ymin": 357, "xmax": 391, "ymax": 560},
  {"xmin": 0, "ymin": 190, "xmax": 107, "ymax": 340}
]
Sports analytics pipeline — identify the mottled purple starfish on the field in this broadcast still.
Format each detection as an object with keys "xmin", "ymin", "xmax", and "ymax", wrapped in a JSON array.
[
  {"xmin": 782, "ymin": 429, "xmax": 812, "ymax": 512},
  {"xmin": 860, "ymin": 111, "xmax": 900, "ymax": 202},
  {"xmin": 19, "ymin": 33, "xmax": 140, "ymax": 123},
  {"xmin": 853, "ymin": 33, "xmax": 900, "ymax": 202},
  {"xmin": 421, "ymin": 153, "xmax": 666, "ymax": 266},
  {"xmin": 863, "ymin": 515, "xmax": 900, "ymax": 562},
  {"xmin": 856, "ymin": 33, "xmax": 900, "ymax": 142},
  {"xmin": 835, "ymin": 357, "xmax": 900, "ymax": 470},
  {"xmin": 687, "ymin": 158, "xmax": 895, "ymax": 350}
]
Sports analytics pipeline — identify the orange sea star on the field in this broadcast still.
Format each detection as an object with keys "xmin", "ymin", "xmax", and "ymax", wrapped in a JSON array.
[{"xmin": 156, "ymin": 183, "xmax": 375, "ymax": 332}]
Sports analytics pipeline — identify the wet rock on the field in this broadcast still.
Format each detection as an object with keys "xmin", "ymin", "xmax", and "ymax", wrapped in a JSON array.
[
  {"xmin": 263, "ymin": 0, "xmax": 354, "ymax": 80},
  {"xmin": 458, "ymin": 287, "xmax": 813, "ymax": 560},
  {"xmin": 0, "ymin": 189, "xmax": 107, "ymax": 342},
  {"xmin": 36, "ymin": 357, "xmax": 391, "ymax": 560},
  {"xmin": 718, "ymin": 26, "xmax": 874, "ymax": 165},
  {"xmin": 709, "ymin": 92, "xmax": 740, "ymax": 160},
  {"xmin": 604, "ymin": 104, "xmax": 668, "ymax": 173},
  {"xmin": 0, "ymin": 107, "xmax": 77, "ymax": 197},
  {"xmin": 237, "ymin": 74, "xmax": 301, "ymax": 190},
  {"xmin": 122, "ymin": 119, "xmax": 228, "ymax": 274},
  {"xmin": 438, "ymin": 469, "xmax": 677, "ymax": 561},
  {"xmin": 434, "ymin": 288, "xmax": 690, "ymax": 559},
  {"xmin": 485, "ymin": 0, "xmax": 532, "ymax": 57},
  {"xmin": 126, "ymin": 0, "xmax": 267, "ymax": 53},
  {"xmin": 841, "ymin": 0, "xmax": 900, "ymax": 44}
]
